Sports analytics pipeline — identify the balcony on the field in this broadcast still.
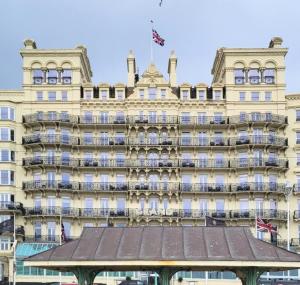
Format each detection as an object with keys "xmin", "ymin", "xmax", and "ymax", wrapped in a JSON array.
[
  {"xmin": 23, "ymin": 157, "xmax": 78, "ymax": 168},
  {"xmin": 22, "ymin": 134, "xmax": 79, "ymax": 146},
  {"xmin": 22, "ymin": 181, "xmax": 79, "ymax": 192},
  {"xmin": 23, "ymin": 113, "xmax": 77, "ymax": 126},
  {"xmin": 229, "ymin": 135, "xmax": 288, "ymax": 148},
  {"xmin": 24, "ymin": 207, "xmax": 129, "ymax": 218},
  {"xmin": 23, "ymin": 235, "xmax": 77, "ymax": 243},
  {"xmin": 0, "ymin": 202, "xmax": 25, "ymax": 215},
  {"xmin": 229, "ymin": 113, "xmax": 287, "ymax": 127},
  {"xmin": 179, "ymin": 159, "xmax": 230, "ymax": 169},
  {"xmin": 79, "ymin": 137, "xmax": 126, "ymax": 147},
  {"xmin": 129, "ymin": 137, "xmax": 176, "ymax": 146},
  {"xmin": 129, "ymin": 115, "xmax": 178, "ymax": 125},
  {"xmin": 231, "ymin": 182, "xmax": 286, "ymax": 193},
  {"xmin": 78, "ymin": 116, "xmax": 127, "ymax": 125},
  {"xmin": 129, "ymin": 181, "xmax": 177, "ymax": 193},
  {"xmin": 230, "ymin": 158, "xmax": 288, "ymax": 170},
  {"xmin": 180, "ymin": 183, "xmax": 229, "ymax": 193},
  {"xmin": 179, "ymin": 137, "xmax": 228, "ymax": 147}
]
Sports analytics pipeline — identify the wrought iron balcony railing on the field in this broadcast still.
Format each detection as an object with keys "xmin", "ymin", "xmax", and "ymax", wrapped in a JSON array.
[
  {"xmin": 22, "ymin": 181, "xmax": 287, "ymax": 194},
  {"xmin": 23, "ymin": 235, "xmax": 77, "ymax": 243},
  {"xmin": 23, "ymin": 207, "xmax": 287, "ymax": 220},
  {"xmin": 23, "ymin": 113, "xmax": 78, "ymax": 124},
  {"xmin": 22, "ymin": 134, "xmax": 79, "ymax": 145},
  {"xmin": 22, "ymin": 113, "xmax": 287, "ymax": 127},
  {"xmin": 0, "ymin": 202, "xmax": 25, "ymax": 214}
]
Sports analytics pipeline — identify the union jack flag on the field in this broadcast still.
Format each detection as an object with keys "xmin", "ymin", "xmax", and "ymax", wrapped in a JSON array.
[
  {"xmin": 256, "ymin": 218, "xmax": 277, "ymax": 233},
  {"xmin": 61, "ymin": 223, "xmax": 67, "ymax": 242},
  {"xmin": 152, "ymin": 29, "xmax": 165, "ymax": 46}
]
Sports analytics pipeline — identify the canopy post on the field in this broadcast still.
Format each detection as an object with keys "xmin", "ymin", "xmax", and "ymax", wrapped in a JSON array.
[
  {"xmin": 235, "ymin": 268, "xmax": 264, "ymax": 285},
  {"xmin": 157, "ymin": 268, "xmax": 177, "ymax": 285},
  {"xmin": 73, "ymin": 268, "xmax": 98, "ymax": 285}
]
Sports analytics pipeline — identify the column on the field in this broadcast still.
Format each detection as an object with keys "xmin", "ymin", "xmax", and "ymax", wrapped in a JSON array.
[
  {"xmin": 156, "ymin": 268, "xmax": 177, "ymax": 285},
  {"xmin": 73, "ymin": 268, "xmax": 99, "ymax": 285},
  {"xmin": 235, "ymin": 268, "xmax": 263, "ymax": 285}
]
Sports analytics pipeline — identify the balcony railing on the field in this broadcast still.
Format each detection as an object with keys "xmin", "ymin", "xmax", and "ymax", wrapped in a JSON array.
[
  {"xmin": 230, "ymin": 158, "xmax": 288, "ymax": 169},
  {"xmin": 229, "ymin": 135, "xmax": 287, "ymax": 147},
  {"xmin": 0, "ymin": 202, "xmax": 25, "ymax": 214},
  {"xmin": 23, "ymin": 207, "xmax": 287, "ymax": 220},
  {"xmin": 22, "ymin": 134, "xmax": 79, "ymax": 145},
  {"xmin": 24, "ymin": 207, "xmax": 129, "ymax": 218},
  {"xmin": 22, "ymin": 181, "xmax": 287, "ymax": 194},
  {"xmin": 22, "ymin": 113, "xmax": 287, "ymax": 127},
  {"xmin": 23, "ymin": 235, "xmax": 77, "ymax": 243},
  {"xmin": 23, "ymin": 113, "xmax": 78, "ymax": 124}
]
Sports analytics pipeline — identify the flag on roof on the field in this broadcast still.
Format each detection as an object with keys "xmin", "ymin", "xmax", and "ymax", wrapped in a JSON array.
[
  {"xmin": 256, "ymin": 218, "xmax": 277, "ymax": 233},
  {"xmin": 205, "ymin": 216, "xmax": 226, "ymax": 227},
  {"xmin": 159, "ymin": 0, "xmax": 163, "ymax": 6},
  {"xmin": 152, "ymin": 29, "xmax": 165, "ymax": 46}
]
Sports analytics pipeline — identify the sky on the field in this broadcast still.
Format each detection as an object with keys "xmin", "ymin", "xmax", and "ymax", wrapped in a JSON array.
[{"xmin": 0, "ymin": 0, "xmax": 300, "ymax": 93}]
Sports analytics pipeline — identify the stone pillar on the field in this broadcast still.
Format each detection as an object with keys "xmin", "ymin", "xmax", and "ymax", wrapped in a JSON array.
[
  {"xmin": 73, "ymin": 268, "xmax": 99, "ymax": 285},
  {"xmin": 235, "ymin": 268, "xmax": 263, "ymax": 285},
  {"xmin": 156, "ymin": 268, "xmax": 177, "ymax": 285}
]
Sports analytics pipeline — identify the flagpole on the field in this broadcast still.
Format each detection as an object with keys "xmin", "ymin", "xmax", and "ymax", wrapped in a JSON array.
[
  {"xmin": 59, "ymin": 213, "xmax": 62, "ymax": 285},
  {"xmin": 150, "ymin": 20, "xmax": 154, "ymax": 63},
  {"xmin": 255, "ymin": 210, "xmax": 258, "ymax": 238},
  {"xmin": 13, "ymin": 212, "xmax": 16, "ymax": 285}
]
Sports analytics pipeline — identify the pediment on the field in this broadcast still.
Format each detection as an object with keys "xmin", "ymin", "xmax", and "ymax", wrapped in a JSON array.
[{"xmin": 137, "ymin": 63, "xmax": 168, "ymax": 85}]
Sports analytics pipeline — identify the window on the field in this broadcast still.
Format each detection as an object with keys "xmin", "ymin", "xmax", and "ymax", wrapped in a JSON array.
[
  {"xmin": 181, "ymin": 112, "xmax": 190, "ymax": 124},
  {"xmin": 99, "ymin": 112, "xmax": 108, "ymax": 124},
  {"xmin": 182, "ymin": 175, "xmax": 192, "ymax": 192},
  {"xmin": 47, "ymin": 222, "xmax": 56, "ymax": 241},
  {"xmin": 0, "ymin": 128, "xmax": 14, "ymax": 141},
  {"xmin": 216, "ymin": 199, "xmax": 224, "ymax": 214},
  {"xmin": 33, "ymin": 69, "xmax": 43, "ymax": 84},
  {"xmin": 213, "ymin": 90, "xmax": 222, "ymax": 100},
  {"xmin": 181, "ymin": 90, "xmax": 189, "ymax": 100},
  {"xmin": 61, "ymin": 91, "xmax": 68, "ymax": 101},
  {"xmin": 36, "ymin": 91, "xmax": 43, "ymax": 101},
  {"xmin": 84, "ymin": 90, "xmax": 92, "ymax": 100},
  {"xmin": 264, "ymin": 69, "xmax": 275, "ymax": 84},
  {"xmin": 239, "ymin": 92, "xmax": 246, "ymax": 101},
  {"xmin": 197, "ymin": 112, "xmax": 207, "ymax": 125},
  {"xmin": 240, "ymin": 199, "xmax": 249, "ymax": 214},
  {"xmin": 181, "ymin": 132, "xmax": 191, "ymax": 146},
  {"xmin": 234, "ymin": 69, "xmax": 244, "ymax": 84},
  {"xmin": 265, "ymin": 91, "xmax": 272, "ymax": 101},
  {"xmin": 0, "ymin": 107, "xmax": 15, "ymax": 121},
  {"xmin": 116, "ymin": 90, "xmax": 123, "ymax": 100},
  {"xmin": 297, "ymin": 132, "xmax": 300, "ymax": 144},
  {"xmin": 148, "ymin": 88, "xmax": 157, "ymax": 100},
  {"xmin": 182, "ymin": 199, "xmax": 192, "ymax": 216},
  {"xmin": 251, "ymin": 92, "xmax": 259, "ymax": 101},
  {"xmin": 198, "ymin": 90, "xmax": 206, "ymax": 100},
  {"xmin": 214, "ymin": 112, "xmax": 223, "ymax": 124},
  {"xmin": 84, "ymin": 132, "xmax": 93, "ymax": 145},
  {"xmin": 248, "ymin": 69, "xmax": 260, "ymax": 84},
  {"xmin": 0, "ymin": 150, "xmax": 14, "ymax": 162},
  {"xmin": 84, "ymin": 111, "xmax": 93, "ymax": 124},
  {"xmin": 48, "ymin": 91, "xmax": 56, "ymax": 101},
  {"xmin": 47, "ymin": 69, "xmax": 58, "ymax": 84},
  {"xmin": 34, "ymin": 222, "xmax": 42, "ymax": 239},
  {"xmin": 139, "ymin": 89, "xmax": 144, "ymax": 100},
  {"xmin": 296, "ymin": 110, "xmax": 300, "ymax": 121},
  {"xmin": 297, "ymin": 154, "xmax": 300, "ymax": 166},
  {"xmin": 0, "ymin": 238, "xmax": 10, "ymax": 251},
  {"xmin": 62, "ymin": 69, "xmax": 72, "ymax": 84},
  {"xmin": 149, "ymin": 111, "xmax": 157, "ymax": 123},
  {"xmin": 0, "ymin": 170, "xmax": 14, "ymax": 185},
  {"xmin": 101, "ymin": 90, "xmax": 108, "ymax": 100},
  {"xmin": 160, "ymin": 89, "xmax": 166, "ymax": 99}
]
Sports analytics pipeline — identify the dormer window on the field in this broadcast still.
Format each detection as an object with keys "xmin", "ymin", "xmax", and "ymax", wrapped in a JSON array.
[
  {"xmin": 116, "ymin": 90, "xmax": 124, "ymax": 101},
  {"xmin": 213, "ymin": 90, "xmax": 222, "ymax": 100},
  {"xmin": 47, "ymin": 69, "xmax": 58, "ymax": 84},
  {"xmin": 101, "ymin": 90, "xmax": 108, "ymax": 100},
  {"xmin": 33, "ymin": 69, "xmax": 43, "ymax": 84},
  {"xmin": 264, "ymin": 69, "xmax": 275, "ymax": 84},
  {"xmin": 148, "ymin": 88, "xmax": 157, "ymax": 100},
  {"xmin": 62, "ymin": 69, "xmax": 72, "ymax": 84},
  {"xmin": 234, "ymin": 69, "xmax": 245, "ymax": 84},
  {"xmin": 198, "ymin": 90, "xmax": 206, "ymax": 100},
  {"xmin": 248, "ymin": 69, "xmax": 260, "ymax": 84},
  {"xmin": 84, "ymin": 90, "xmax": 92, "ymax": 100},
  {"xmin": 161, "ymin": 89, "xmax": 166, "ymax": 100},
  {"xmin": 182, "ymin": 90, "xmax": 189, "ymax": 100}
]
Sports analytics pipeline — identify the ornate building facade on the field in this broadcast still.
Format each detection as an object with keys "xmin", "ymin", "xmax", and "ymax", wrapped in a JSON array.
[{"xmin": 0, "ymin": 37, "xmax": 299, "ymax": 284}]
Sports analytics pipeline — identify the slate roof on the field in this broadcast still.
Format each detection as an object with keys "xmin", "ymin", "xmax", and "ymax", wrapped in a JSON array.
[{"xmin": 26, "ymin": 226, "xmax": 300, "ymax": 264}]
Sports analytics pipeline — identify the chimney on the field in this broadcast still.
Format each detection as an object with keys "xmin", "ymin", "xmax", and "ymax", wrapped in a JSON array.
[
  {"xmin": 127, "ymin": 50, "xmax": 136, "ymax": 87},
  {"xmin": 168, "ymin": 50, "xmax": 177, "ymax": 87},
  {"xmin": 268, "ymin": 37, "xmax": 283, "ymax": 48},
  {"xmin": 23, "ymin": 39, "xmax": 37, "ymax": 49}
]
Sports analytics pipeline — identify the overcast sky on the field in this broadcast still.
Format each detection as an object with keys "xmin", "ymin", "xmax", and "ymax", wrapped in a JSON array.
[{"xmin": 0, "ymin": 0, "xmax": 299, "ymax": 93}]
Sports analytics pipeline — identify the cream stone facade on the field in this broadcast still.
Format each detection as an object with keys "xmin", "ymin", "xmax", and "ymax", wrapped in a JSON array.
[{"xmin": 0, "ymin": 37, "xmax": 299, "ymax": 284}]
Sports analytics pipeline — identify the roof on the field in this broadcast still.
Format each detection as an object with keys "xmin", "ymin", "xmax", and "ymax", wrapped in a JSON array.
[{"xmin": 25, "ymin": 226, "xmax": 300, "ymax": 271}]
